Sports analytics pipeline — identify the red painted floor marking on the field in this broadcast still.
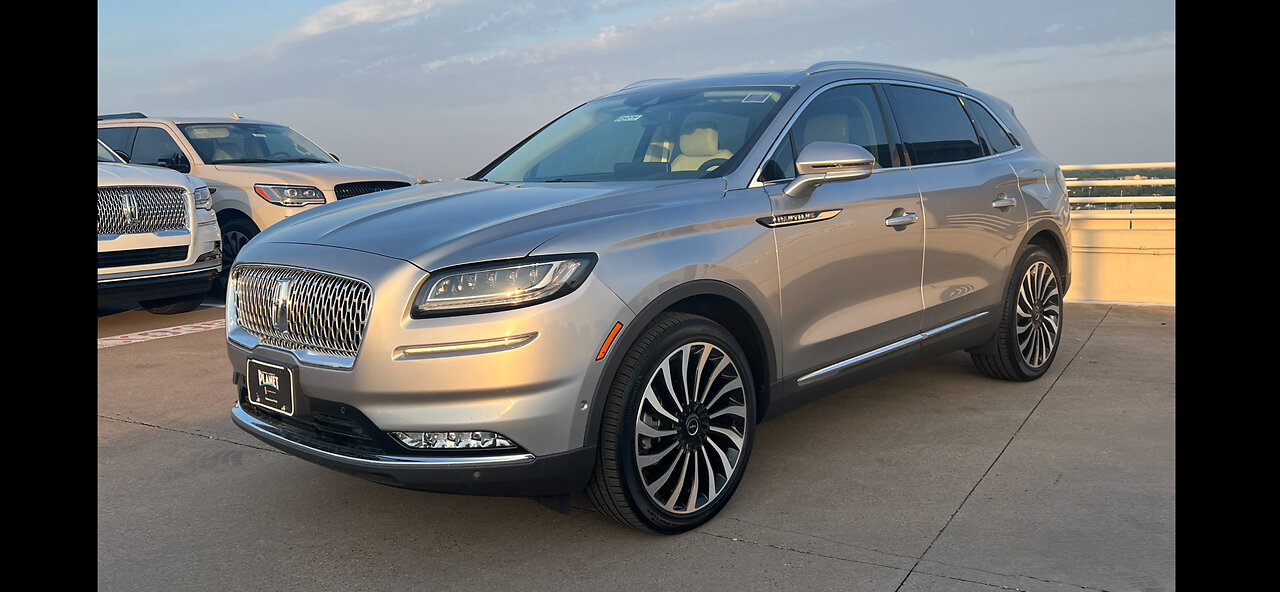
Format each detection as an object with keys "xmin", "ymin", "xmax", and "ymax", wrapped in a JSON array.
[{"xmin": 98, "ymin": 319, "xmax": 226, "ymax": 349}]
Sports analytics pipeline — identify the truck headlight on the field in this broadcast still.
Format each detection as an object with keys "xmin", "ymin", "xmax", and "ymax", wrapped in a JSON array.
[
  {"xmin": 411, "ymin": 254, "xmax": 596, "ymax": 318},
  {"xmin": 193, "ymin": 185, "xmax": 213, "ymax": 211},
  {"xmin": 254, "ymin": 184, "xmax": 326, "ymax": 206}
]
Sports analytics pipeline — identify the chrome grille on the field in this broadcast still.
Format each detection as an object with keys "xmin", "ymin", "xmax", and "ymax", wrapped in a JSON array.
[
  {"xmin": 232, "ymin": 265, "xmax": 372, "ymax": 358},
  {"xmin": 98, "ymin": 186, "xmax": 189, "ymax": 234}
]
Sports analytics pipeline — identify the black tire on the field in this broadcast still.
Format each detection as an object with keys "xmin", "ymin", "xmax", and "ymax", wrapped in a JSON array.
[
  {"xmin": 971, "ymin": 245, "xmax": 1064, "ymax": 381},
  {"xmin": 140, "ymin": 296, "xmax": 203, "ymax": 315},
  {"xmin": 586, "ymin": 312, "xmax": 756, "ymax": 534},
  {"xmin": 214, "ymin": 217, "xmax": 259, "ymax": 295}
]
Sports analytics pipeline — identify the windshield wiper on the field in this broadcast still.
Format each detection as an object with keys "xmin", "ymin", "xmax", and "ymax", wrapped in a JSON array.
[
  {"xmin": 274, "ymin": 158, "xmax": 330, "ymax": 163},
  {"xmin": 212, "ymin": 158, "xmax": 275, "ymax": 164}
]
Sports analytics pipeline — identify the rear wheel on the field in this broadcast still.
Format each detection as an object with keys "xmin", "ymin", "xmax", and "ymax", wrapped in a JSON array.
[
  {"xmin": 971, "ymin": 245, "xmax": 1063, "ymax": 381},
  {"xmin": 586, "ymin": 313, "xmax": 756, "ymax": 534}
]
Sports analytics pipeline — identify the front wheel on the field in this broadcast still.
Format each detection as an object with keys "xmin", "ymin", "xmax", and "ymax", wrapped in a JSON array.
[
  {"xmin": 971, "ymin": 245, "xmax": 1064, "ymax": 381},
  {"xmin": 586, "ymin": 313, "xmax": 756, "ymax": 534},
  {"xmin": 214, "ymin": 217, "xmax": 259, "ymax": 295},
  {"xmin": 140, "ymin": 295, "xmax": 203, "ymax": 315}
]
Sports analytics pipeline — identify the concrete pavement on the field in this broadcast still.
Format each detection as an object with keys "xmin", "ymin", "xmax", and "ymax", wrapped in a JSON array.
[{"xmin": 97, "ymin": 301, "xmax": 1175, "ymax": 591}]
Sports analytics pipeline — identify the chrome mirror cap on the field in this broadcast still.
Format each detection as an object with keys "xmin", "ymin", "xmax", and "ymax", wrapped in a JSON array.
[{"xmin": 783, "ymin": 141, "xmax": 876, "ymax": 198}]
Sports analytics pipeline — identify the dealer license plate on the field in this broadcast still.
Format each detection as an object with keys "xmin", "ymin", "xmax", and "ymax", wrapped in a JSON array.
[{"xmin": 246, "ymin": 359, "xmax": 295, "ymax": 416}]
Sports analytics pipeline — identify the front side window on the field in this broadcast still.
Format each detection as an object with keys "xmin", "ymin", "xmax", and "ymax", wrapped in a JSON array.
[
  {"xmin": 98, "ymin": 127, "xmax": 138, "ymax": 162},
  {"xmin": 761, "ymin": 84, "xmax": 891, "ymax": 182},
  {"xmin": 178, "ymin": 123, "xmax": 335, "ymax": 164},
  {"xmin": 888, "ymin": 85, "xmax": 983, "ymax": 165},
  {"xmin": 132, "ymin": 127, "xmax": 190, "ymax": 172},
  {"xmin": 475, "ymin": 86, "xmax": 795, "ymax": 183}
]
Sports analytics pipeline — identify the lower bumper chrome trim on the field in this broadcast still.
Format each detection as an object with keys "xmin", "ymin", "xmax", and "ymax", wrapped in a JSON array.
[
  {"xmin": 232, "ymin": 402, "xmax": 535, "ymax": 468},
  {"xmin": 797, "ymin": 311, "xmax": 989, "ymax": 386}
]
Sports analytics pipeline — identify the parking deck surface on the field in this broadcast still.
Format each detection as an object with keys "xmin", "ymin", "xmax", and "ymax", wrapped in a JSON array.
[{"xmin": 98, "ymin": 299, "xmax": 1175, "ymax": 591}]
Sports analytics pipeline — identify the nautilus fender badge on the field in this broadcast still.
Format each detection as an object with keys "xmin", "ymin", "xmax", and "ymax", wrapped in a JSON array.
[{"xmin": 756, "ymin": 208, "xmax": 842, "ymax": 228}]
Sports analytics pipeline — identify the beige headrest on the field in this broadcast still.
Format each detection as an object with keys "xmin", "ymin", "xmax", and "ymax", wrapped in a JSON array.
[
  {"xmin": 803, "ymin": 113, "xmax": 849, "ymax": 145},
  {"xmin": 679, "ymin": 123, "xmax": 720, "ymax": 157}
]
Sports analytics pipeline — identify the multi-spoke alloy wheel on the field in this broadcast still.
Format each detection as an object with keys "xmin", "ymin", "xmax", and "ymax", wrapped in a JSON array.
[
  {"xmin": 1015, "ymin": 260, "xmax": 1061, "ymax": 369},
  {"xmin": 634, "ymin": 341, "xmax": 748, "ymax": 515},
  {"xmin": 587, "ymin": 313, "xmax": 756, "ymax": 534},
  {"xmin": 971, "ymin": 246, "xmax": 1064, "ymax": 382}
]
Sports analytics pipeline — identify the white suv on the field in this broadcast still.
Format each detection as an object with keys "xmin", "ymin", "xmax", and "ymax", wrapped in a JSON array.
[
  {"xmin": 98, "ymin": 139, "xmax": 222, "ymax": 314},
  {"xmin": 98, "ymin": 113, "xmax": 417, "ymax": 290}
]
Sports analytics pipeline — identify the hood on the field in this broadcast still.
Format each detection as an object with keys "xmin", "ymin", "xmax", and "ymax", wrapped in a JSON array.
[
  {"xmin": 248, "ymin": 178, "xmax": 724, "ymax": 272},
  {"xmin": 98, "ymin": 162, "xmax": 198, "ymax": 189},
  {"xmin": 207, "ymin": 162, "xmax": 415, "ymax": 188}
]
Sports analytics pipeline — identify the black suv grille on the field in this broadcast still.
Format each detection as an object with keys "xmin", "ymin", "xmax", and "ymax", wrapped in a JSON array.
[
  {"xmin": 98, "ymin": 246, "xmax": 189, "ymax": 269},
  {"xmin": 334, "ymin": 181, "xmax": 411, "ymax": 200}
]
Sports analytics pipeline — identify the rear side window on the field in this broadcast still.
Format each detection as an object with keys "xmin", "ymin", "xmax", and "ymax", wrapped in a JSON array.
[
  {"xmin": 888, "ymin": 85, "xmax": 983, "ymax": 165},
  {"xmin": 966, "ymin": 100, "xmax": 1017, "ymax": 155}
]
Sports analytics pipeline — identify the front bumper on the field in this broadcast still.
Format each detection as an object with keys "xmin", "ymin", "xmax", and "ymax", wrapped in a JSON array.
[
  {"xmin": 225, "ymin": 243, "xmax": 635, "ymax": 496},
  {"xmin": 232, "ymin": 399, "xmax": 596, "ymax": 496},
  {"xmin": 97, "ymin": 265, "xmax": 220, "ymax": 307}
]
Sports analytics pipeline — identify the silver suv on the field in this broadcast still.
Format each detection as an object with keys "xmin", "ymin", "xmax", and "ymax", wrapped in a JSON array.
[
  {"xmin": 98, "ymin": 114, "xmax": 418, "ymax": 290},
  {"xmin": 226, "ymin": 61, "xmax": 1071, "ymax": 534},
  {"xmin": 98, "ymin": 139, "xmax": 222, "ymax": 314}
]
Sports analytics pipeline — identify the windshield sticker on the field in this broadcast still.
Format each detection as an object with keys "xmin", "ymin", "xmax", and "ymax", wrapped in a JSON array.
[
  {"xmin": 741, "ymin": 93, "xmax": 770, "ymax": 103},
  {"xmin": 613, "ymin": 114, "xmax": 643, "ymax": 122}
]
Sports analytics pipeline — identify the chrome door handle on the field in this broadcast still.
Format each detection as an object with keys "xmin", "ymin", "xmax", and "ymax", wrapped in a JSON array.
[
  {"xmin": 992, "ymin": 194, "xmax": 1017, "ymax": 209},
  {"xmin": 885, "ymin": 211, "xmax": 918, "ymax": 228}
]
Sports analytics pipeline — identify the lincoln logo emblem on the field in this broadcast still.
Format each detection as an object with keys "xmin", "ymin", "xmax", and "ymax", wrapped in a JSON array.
[
  {"xmin": 121, "ymin": 192, "xmax": 140, "ymax": 226},
  {"xmin": 271, "ymin": 280, "xmax": 292, "ymax": 333}
]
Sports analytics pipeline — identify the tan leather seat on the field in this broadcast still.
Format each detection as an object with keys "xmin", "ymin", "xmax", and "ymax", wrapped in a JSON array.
[
  {"xmin": 213, "ymin": 142, "xmax": 243, "ymax": 161},
  {"xmin": 670, "ymin": 122, "xmax": 734, "ymax": 172},
  {"xmin": 802, "ymin": 113, "xmax": 850, "ymax": 146}
]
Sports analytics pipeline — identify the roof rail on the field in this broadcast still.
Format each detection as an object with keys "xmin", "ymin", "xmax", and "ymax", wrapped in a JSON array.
[
  {"xmin": 98, "ymin": 112, "xmax": 147, "ymax": 120},
  {"xmin": 805, "ymin": 61, "xmax": 966, "ymax": 86},
  {"xmin": 617, "ymin": 78, "xmax": 682, "ymax": 92}
]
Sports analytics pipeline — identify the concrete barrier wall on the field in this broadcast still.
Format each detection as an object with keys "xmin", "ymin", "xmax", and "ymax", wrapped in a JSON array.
[{"xmin": 1066, "ymin": 217, "xmax": 1175, "ymax": 305}]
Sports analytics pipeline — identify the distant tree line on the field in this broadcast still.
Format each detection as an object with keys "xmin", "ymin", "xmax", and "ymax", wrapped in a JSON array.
[{"xmin": 1065, "ymin": 167, "xmax": 1175, "ymax": 209}]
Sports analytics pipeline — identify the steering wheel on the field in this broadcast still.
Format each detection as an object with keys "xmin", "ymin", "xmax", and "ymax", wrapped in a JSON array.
[
  {"xmin": 697, "ymin": 158, "xmax": 730, "ymax": 172},
  {"xmin": 269, "ymin": 151, "xmax": 292, "ymax": 160}
]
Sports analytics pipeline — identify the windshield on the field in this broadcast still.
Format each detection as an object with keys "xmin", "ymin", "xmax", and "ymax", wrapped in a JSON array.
[
  {"xmin": 177, "ymin": 122, "xmax": 336, "ymax": 164},
  {"xmin": 98, "ymin": 139, "xmax": 123, "ymax": 163},
  {"xmin": 474, "ymin": 85, "xmax": 794, "ymax": 183}
]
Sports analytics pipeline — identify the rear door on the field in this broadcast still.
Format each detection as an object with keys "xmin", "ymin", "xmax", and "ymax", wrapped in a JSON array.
[{"xmin": 883, "ymin": 84, "xmax": 1028, "ymax": 330}]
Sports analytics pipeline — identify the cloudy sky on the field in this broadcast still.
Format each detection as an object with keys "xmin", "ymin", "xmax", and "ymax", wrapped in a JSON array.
[{"xmin": 98, "ymin": 0, "xmax": 1175, "ymax": 181}]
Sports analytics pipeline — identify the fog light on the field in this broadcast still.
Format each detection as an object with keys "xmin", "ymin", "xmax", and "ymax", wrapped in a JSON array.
[{"xmin": 390, "ymin": 430, "xmax": 516, "ymax": 450}]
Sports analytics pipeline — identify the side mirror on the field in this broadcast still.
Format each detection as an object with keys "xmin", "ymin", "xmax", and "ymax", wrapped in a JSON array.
[
  {"xmin": 114, "ymin": 150, "xmax": 131, "ymax": 163},
  {"xmin": 329, "ymin": 153, "xmax": 340, "ymax": 162},
  {"xmin": 157, "ymin": 152, "xmax": 191, "ymax": 174},
  {"xmin": 783, "ymin": 141, "xmax": 875, "ymax": 198}
]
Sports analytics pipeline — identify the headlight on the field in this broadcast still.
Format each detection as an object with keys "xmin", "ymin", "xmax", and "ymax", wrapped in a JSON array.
[
  {"xmin": 192, "ymin": 185, "xmax": 213, "ymax": 211},
  {"xmin": 254, "ymin": 184, "xmax": 326, "ymax": 206},
  {"xmin": 412, "ymin": 254, "xmax": 597, "ymax": 318}
]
